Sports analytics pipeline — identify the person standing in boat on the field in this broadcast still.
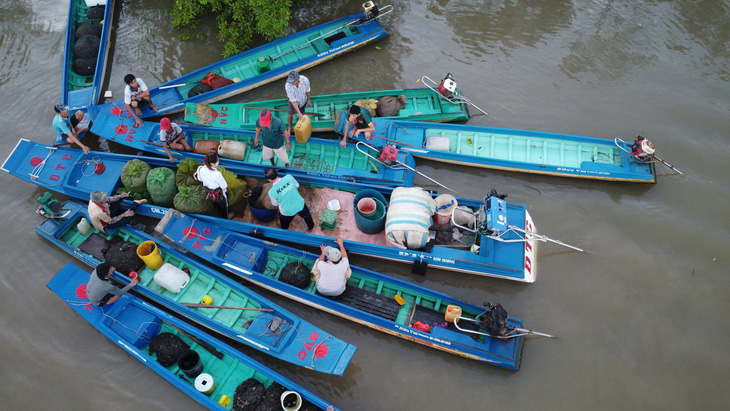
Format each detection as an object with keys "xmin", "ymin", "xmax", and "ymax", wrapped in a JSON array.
[
  {"xmin": 123, "ymin": 74, "xmax": 158, "ymax": 127},
  {"xmin": 265, "ymin": 168, "xmax": 315, "ymax": 230},
  {"xmin": 88, "ymin": 191, "xmax": 147, "ymax": 233},
  {"xmin": 159, "ymin": 117, "xmax": 192, "ymax": 163},
  {"xmin": 255, "ymin": 109, "xmax": 291, "ymax": 168},
  {"xmin": 194, "ymin": 153, "xmax": 234, "ymax": 219},
  {"xmin": 284, "ymin": 70, "xmax": 311, "ymax": 133},
  {"xmin": 340, "ymin": 104, "xmax": 375, "ymax": 147},
  {"xmin": 312, "ymin": 237, "xmax": 351, "ymax": 297},
  {"xmin": 86, "ymin": 262, "xmax": 140, "ymax": 307},
  {"xmin": 52, "ymin": 104, "xmax": 90, "ymax": 154}
]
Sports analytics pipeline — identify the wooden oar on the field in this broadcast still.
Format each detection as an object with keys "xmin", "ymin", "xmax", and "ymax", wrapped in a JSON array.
[
  {"xmin": 166, "ymin": 322, "xmax": 224, "ymax": 359},
  {"xmin": 182, "ymin": 303, "xmax": 274, "ymax": 311},
  {"xmin": 376, "ymin": 135, "xmax": 420, "ymax": 148},
  {"xmin": 240, "ymin": 106, "xmax": 325, "ymax": 118}
]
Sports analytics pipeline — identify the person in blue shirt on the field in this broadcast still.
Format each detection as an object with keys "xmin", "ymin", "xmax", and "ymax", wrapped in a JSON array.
[
  {"xmin": 52, "ymin": 104, "xmax": 90, "ymax": 154},
  {"xmin": 265, "ymin": 168, "xmax": 314, "ymax": 230}
]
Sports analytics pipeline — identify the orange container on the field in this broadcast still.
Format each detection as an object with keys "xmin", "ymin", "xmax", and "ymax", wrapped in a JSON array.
[{"xmin": 444, "ymin": 305, "xmax": 462, "ymax": 322}]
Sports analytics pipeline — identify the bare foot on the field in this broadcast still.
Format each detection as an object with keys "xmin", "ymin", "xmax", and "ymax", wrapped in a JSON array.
[
  {"xmin": 227, "ymin": 212, "xmax": 235, "ymax": 219},
  {"xmin": 135, "ymin": 108, "xmax": 143, "ymax": 115},
  {"xmin": 134, "ymin": 199, "xmax": 148, "ymax": 204},
  {"xmin": 151, "ymin": 105, "xmax": 159, "ymax": 111}
]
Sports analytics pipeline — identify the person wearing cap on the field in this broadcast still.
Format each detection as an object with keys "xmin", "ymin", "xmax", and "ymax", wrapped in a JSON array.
[
  {"xmin": 86, "ymin": 262, "xmax": 140, "ymax": 307},
  {"xmin": 265, "ymin": 168, "xmax": 314, "ymax": 230},
  {"xmin": 313, "ymin": 237, "xmax": 351, "ymax": 297},
  {"xmin": 123, "ymin": 74, "xmax": 158, "ymax": 127},
  {"xmin": 52, "ymin": 104, "xmax": 90, "ymax": 154},
  {"xmin": 87, "ymin": 190, "xmax": 147, "ymax": 233},
  {"xmin": 255, "ymin": 109, "xmax": 291, "ymax": 168},
  {"xmin": 341, "ymin": 104, "xmax": 374, "ymax": 147},
  {"xmin": 159, "ymin": 117, "xmax": 192, "ymax": 163},
  {"xmin": 284, "ymin": 70, "xmax": 311, "ymax": 133}
]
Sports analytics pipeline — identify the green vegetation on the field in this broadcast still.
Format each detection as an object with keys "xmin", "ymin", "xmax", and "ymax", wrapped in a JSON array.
[{"xmin": 171, "ymin": 0, "xmax": 293, "ymax": 57}]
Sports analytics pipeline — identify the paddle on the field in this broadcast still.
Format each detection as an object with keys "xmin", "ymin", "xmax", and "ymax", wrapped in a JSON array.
[
  {"xmin": 240, "ymin": 106, "xmax": 325, "ymax": 118},
  {"xmin": 181, "ymin": 303, "xmax": 274, "ymax": 311}
]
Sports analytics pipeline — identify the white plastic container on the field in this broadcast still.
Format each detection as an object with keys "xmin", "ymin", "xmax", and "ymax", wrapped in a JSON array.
[
  {"xmin": 77, "ymin": 217, "xmax": 92, "ymax": 235},
  {"xmin": 153, "ymin": 263, "xmax": 190, "ymax": 293},
  {"xmin": 424, "ymin": 136, "xmax": 450, "ymax": 151},
  {"xmin": 85, "ymin": 0, "xmax": 107, "ymax": 6},
  {"xmin": 195, "ymin": 373, "xmax": 216, "ymax": 395},
  {"xmin": 217, "ymin": 139, "xmax": 246, "ymax": 160}
]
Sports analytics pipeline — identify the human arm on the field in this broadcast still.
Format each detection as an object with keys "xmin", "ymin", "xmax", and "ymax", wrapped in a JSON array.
[
  {"xmin": 341, "ymin": 121, "xmax": 350, "ymax": 147},
  {"xmin": 317, "ymin": 245, "xmax": 327, "ymax": 264},
  {"xmin": 124, "ymin": 102, "xmax": 144, "ymax": 126},
  {"xmin": 163, "ymin": 140, "xmax": 175, "ymax": 163},
  {"xmin": 65, "ymin": 132, "xmax": 90, "ymax": 154},
  {"xmin": 306, "ymin": 91, "xmax": 311, "ymax": 108},
  {"xmin": 336, "ymin": 237, "xmax": 348, "ymax": 261},
  {"xmin": 254, "ymin": 127, "xmax": 260, "ymax": 146},
  {"xmin": 284, "ymin": 128, "xmax": 291, "ymax": 149}
]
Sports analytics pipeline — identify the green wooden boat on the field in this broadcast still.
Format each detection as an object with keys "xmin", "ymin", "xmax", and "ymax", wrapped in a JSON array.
[{"xmin": 183, "ymin": 88, "xmax": 470, "ymax": 131}]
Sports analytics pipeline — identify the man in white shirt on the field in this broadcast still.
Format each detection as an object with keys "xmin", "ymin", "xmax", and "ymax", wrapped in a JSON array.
[
  {"xmin": 313, "ymin": 237, "xmax": 351, "ymax": 297},
  {"xmin": 124, "ymin": 73, "xmax": 158, "ymax": 126},
  {"xmin": 284, "ymin": 70, "xmax": 311, "ymax": 133}
]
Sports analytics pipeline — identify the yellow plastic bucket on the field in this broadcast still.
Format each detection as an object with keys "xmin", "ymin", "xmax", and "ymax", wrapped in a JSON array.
[{"xmin": 137, "ymin": 241, "xmax": 163, "ymax": 270}]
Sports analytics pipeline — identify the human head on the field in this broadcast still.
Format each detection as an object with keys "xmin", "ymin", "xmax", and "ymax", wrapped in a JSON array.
[
  {"xmin": 54, "ymin": 103, "xmax": 69, "ymax": 114},
  {"xmin": 95, "ymin": 262, "xmax": 113, "ymax": 279},
  {"xmin": 286, "ymin": 70, "xmax": 299, "ymax": 84},
  {"xmin": 349, "ymin": 105, "xmax": 361, "ymax": 115},
  {"xmin": 259, "ymin": 110, "xmax": 272, "ymax": 128},
  {"xmin": 124, "ymin": 74, "xmax": 136, "ymax": 85},
  {"xmin": 324, "ymin": 246, "xmax": 342, "ymax": 263},
  {"xmin": 204, "ymin": 152, "xmax": 220, "ymax": 169},
  {"xmin": 160, "ymin": 117, "xmax": 171, "ymax": 130},
  {"xmin": 90, "ymin": 191, "xmax": 107, "ymax": 203},
  {"xmin": 264, "ymin": 168, "xmax": 278, "ymax": 181}
]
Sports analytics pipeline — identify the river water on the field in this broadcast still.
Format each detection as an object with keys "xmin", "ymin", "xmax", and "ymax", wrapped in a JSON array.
[{"xmin": 1, "ymin": 0, "xmax": 728, "ymax": 409}]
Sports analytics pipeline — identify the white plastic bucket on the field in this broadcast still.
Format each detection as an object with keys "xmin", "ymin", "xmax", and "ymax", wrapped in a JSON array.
[
  {"xmin": 217, "ymin": 139, "xmax": 246, "ymax": 160},
  {"xmin": 281, "ymin": 390, "xmax": 302, "ymax": 411},
  {"xmin": 434, "ymin": 194, "xmax": 457, "ymax": 225},
  {"xmin": 195, "ymin": 373, "xmax": 216, "ymax": 395},
  {"xmin": 424, "ymin": 136, "xmax": 450, "ymax": 151}
]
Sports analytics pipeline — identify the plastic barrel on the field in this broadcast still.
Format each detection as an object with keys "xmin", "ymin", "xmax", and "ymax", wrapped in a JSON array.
[
  {"xmin": 256, "ymin": 56, "xmax": 271, "ymax": 73},
  {"xmin": 137, "ymin": 241, "xmax": 163, "ymax": 270},
  {"xmin": 195, "ymin": 373, "xmax": 216, "ymax": 395},
  {"xmin": 357, "ymin": 197, "xmax": 376, "ymax": 216},
  {"xmin": 249, "ymin": 204, "xmax": 277, "ymax": 222},
  {"xmin": 177, "ymin": 350, "xmax": 203, "ymax": 378},
  {"xmin": 434, "ymin": 194, "xmax": 457, "ymax": 225},
  {"xmin": 217, "ymin": 139, "xmax": 246, "ymax": 160},
  {"xmin": 353, "ymin": 189, "xmax": 388, "ymax": 234}
]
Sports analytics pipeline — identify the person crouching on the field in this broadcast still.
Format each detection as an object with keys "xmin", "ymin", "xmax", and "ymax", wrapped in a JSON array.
[{"xmin": 312, "ymin": 237, "xmax": 351, "ymax": 297}]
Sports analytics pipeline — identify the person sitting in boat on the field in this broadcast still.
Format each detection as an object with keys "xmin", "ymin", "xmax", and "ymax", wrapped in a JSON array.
[
  {"xmin": 123, "ymin": 74, "xmax": 158, "ymax": 127},
  {"xmin": 194, "ymin": 153, "xmax": 234, "ymax": 219},
  {"xmin": 312, "ymin": 237, "xmax": 351, "ymax": 297},
  {"xmin": 255, "ymin": 109, "xmax": 291, "ymax": 168},
  {"xmin": 265, "ymin": 168, "xmax": 315, "ymax": 230},
  {"xmin": 284, "ymin": 70, "xmax": 311, "ymax": 133},
  {"xmin": 159, "ymin": 117, "xmax": 192, "ymax": 163},
  {"xmin": 52, "ymin": 104, "xmax": 90, "ymax": 154},
  {"xmin": 87, "ymin": 190, "xmax": 147, "ymax": 233},
  {"xmin": 86, "ymin": 262, "xmax": 140, "ymax": 307},
  {"xmin": 340, "ymin": 105, "xmax": 374, "ymax": 147}
]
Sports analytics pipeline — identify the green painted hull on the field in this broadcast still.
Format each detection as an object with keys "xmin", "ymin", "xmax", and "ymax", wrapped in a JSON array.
[{"xmin": 184, "ymin": 88, "xmax": 470, "ymax": 131}]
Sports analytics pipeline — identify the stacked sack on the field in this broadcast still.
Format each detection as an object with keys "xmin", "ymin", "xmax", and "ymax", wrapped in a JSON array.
[
  {"xmin": 385, "ymin": 187, "xmax": 437, "ymax": 250},
  {"xmin": 72, "ymin": 6, "xmax": 105, "ymax": 76}
]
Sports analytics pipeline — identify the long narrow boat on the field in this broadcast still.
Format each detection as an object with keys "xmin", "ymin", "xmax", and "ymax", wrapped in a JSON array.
[
  {"xmin": 355, "ymin": 118, "xmax": 657, "ymax": 183},
  {"xmin": 48, "ymin": 263, "xmax": 340, "ymax": 410},
  {"xmin": 36, "ymin": 201, "xmax": 356, "ymax": 375},
  {"xmin": 155, "ymin": 209, "xmax": 526, "ymax": 370},
  {"xmin": 3, "ymin": 141, "xmax": 539, "ymax": 282},
  {"xmin": 90, "ymin": 112, "xmax": 415, "ymax": 187},
  {"xmin": 182, "ymin": 88, "xmax": 470, "ymax": 131},
  {"xmin": 88, "ymin": 8, "xmax": 390, "ymax": 119},
  {"xmin": 63, "ymin": 0, "xmax": 115, "ymax": 111}
]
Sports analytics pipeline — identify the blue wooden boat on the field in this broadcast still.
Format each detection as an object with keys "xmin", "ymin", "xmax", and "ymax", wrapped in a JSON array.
[
  {"xmin": 63, "ymin": 0, "xmax": 115, "ymax": 111},
  {"xmin": 88, "ymin": 8, "xmax": 391, "ymax": 120},
  {"xmin": 36, "ymin": 200, "xmax": 357, "ymax": 375},
  {"xmin": 90, "ymin": 112, "xmax": 415, "ymax": 187},
  {"xmin": 2, "ymin": 140, "xmax": 542, "ymax": 282},
  {"xmin": 155, "ymin": 209, "xmax": 529, "ymax": 370},
  {"xmin": 351, "ymin": 118, "xmax": 657, "ymax": 183},
  {"xmin": 48, "ymin": 262, "xmax": 340, "ymax": 410}
]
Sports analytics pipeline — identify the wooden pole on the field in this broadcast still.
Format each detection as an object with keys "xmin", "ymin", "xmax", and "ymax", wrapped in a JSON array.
[
  {"xmin": 241, "ymin": 106, "xmax": 325, "ymax": 117},
  {"xmin": 182, "ymin": 303, "xmax": 274, "ymax": 311}
]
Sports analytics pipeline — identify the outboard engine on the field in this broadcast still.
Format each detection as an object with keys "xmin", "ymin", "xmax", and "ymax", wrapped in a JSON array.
[
  {"xmin": 438, "ymin": 73, "xmax": 457, "ymax": 99},
  {"xmin": 476, "ymin": 190, "xmax": 509, "ymax": 236},
  {"xmin": 481, "ymin": 302, "xmax": 510, "ymax": 338},
  {"xmin": 35, "ymin": 192, "xmax": 63, "ymax": 218},
  {"xmin": 362, "ymin": 1, "xmax": 380, "ymax": 21},
  {"xmin": 378, "ymin": 144, "xmax": 398, "ymax": 166},
  {"xmin": 631, "ymin": 135, "xmax": 655, "ymax": 161}
]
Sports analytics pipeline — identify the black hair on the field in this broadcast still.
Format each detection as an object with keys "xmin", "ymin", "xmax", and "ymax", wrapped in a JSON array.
[
  {"xmin": 124, "ymin": 74, "xmax": 136, "ymax": 85},
  {"xmin": 96, "ymin": 262, "xmax": 112, "ymax": 279},
  {"xmin": 349, "ymin": 105, "xmax": 361, "ymax": 115},
  {"xmin": 264, "ymin": 168, "xmax": 278, "ymax": 180},
  {"xmin": 204, "ymin": 152, "xmax": 220, "ymax": 170}
]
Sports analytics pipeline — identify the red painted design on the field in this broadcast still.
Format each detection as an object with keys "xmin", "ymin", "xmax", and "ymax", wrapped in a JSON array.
[
  {"xmin": 111, "ymin": 106, "xmax": 124, "ymax": 116},
  {"xmin": 115, "ymin": 124, "xmax": 129, "ymax": 135},
  {"xmin": 76, "ymin": 284, "xmax": 87, "ymax": 299},
  {"xmin": 30, "ymin": 156, "xmax": 43, "ymax": 167},
  {"xmin": 211, "ymin": 110, "xmax": 219, "ymax": 119},
  {"xmin": 314, "ymin": 344, "xmax": 329, "ymax": 359},
  {"xmin": 183, "ymin": 226, "xmax": 199, "ymax": 239}
]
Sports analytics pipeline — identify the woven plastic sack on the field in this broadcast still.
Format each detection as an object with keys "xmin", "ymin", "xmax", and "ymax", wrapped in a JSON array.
[
  {"xmin": 121, "ymin": 159, "xmax": 151, "ymax": 193},
  {"xmin": 376, "ymin": 95, "xmax": 407, "ymax": 117},
  {"xmin": 218, "ymin": 166, "xmax": 248, "ymax": 214},
  {"xmin": 146, "ymin": 167, "xmax": 177, "ymax": 207},
  {"xmin": 353, "ymin": 99, "xmax": 378, "ymax": 117},
  {"xmin": 175, "ymin": 157, "xmax": 202, "ymax": 188},
  {"xmin": 385, "ymin": 187, "xmax": 436, "ymax": 249},
  {"xmin": 173, "ymin": 185, "xmax": 216, "ymax": 215}
]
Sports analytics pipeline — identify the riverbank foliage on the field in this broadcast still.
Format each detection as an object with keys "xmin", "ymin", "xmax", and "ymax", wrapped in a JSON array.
[{"xmin": 171, "ymin": 0, "xmax": 293, "ymax": 57}]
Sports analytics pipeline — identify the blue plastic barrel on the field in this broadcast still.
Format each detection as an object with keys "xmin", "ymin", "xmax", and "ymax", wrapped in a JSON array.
[
  {"xmin": 249, "ymin": 204, "xmax": 277, "ymax": 222},
  {"xmin": 353, "ymin": 189, "xmax": 388, "ymax": 234}
]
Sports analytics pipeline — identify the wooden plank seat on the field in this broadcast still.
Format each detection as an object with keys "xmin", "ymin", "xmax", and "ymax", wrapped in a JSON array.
[
  {"xmin": 332, "ymin": 285, "xmax": 401, "ymax": 322},
  {"xmin": 411, "ymin": 305, "xmax": 481, "ymax": 340}
]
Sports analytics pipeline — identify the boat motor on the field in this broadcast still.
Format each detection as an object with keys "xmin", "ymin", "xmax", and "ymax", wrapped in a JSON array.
[
  {"xmin": 378, "ymin": 144, "xmax": 399, "ymax": 166},
  {"xmin": 35, "ymin": 192, "xmax": 69, "ymax": 218},
  {"xmin": 631, "ymin": 135, "xmax": 655, "ymax": 161},
  {"xmin": 476, "ymin": 195, "xmax": 508, "ymax": 236},
  {"xmin": 362, "ymin": 1, "xmax": 380, "ymax": 21},
  {"xmin": 438, "ymin": 73, "xmax": 458, "ymax": 99}
]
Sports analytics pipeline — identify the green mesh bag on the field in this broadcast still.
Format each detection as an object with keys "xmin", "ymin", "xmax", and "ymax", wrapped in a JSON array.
[
  {"xmin": 173, "ymin": 185, "xmax": 216, "ymax": 215},
  {"xmin": 146, "ymin": 167, "xmax": 177, "ymax": 207},
  {"xmin": 176, "ymin": 157, "xmax": 202, "ymax": 188},
  {"xmin": 121, "ymin": 159, "xmax": 151, "ymax": 193}
]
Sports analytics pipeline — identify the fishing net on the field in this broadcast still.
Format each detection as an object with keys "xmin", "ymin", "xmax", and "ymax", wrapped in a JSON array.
[
  {"xmin": 74, "ymin": 35, "xmax": 100, "ymax": 59},
  {"xmin": 103, "ymin": 241, "xmax": 143, "ymax": 275},
  {"xmin": 86, "ymin": 6, "xmax": 105, "ymax": 20},
  {"xmin": 148, "ymin": 332, "xmax": 190, "ymax": 367},
  {"xmin": 255, "ymin": 382, "xmax": 285, "ymax": 410},
  {"xmin": 175, "ymin": 157, "xmax": 201, "ymax": 188},
  {"xmin": 376, "ymin": 95, "xmax": 407, "ymax": 117},
  {"xmin": 121, "ymin": 159, "xmax": 151, "ymax": 193},
  {"xmin": 232, "ymin": 378, "xmax": 265, "ymax": 411},
  {"xmin": 298, "ymin": 402, "xmax": 320, "ymax": 411},
  {"xmin": 188, "ymin": 83, "xmax": 212, "ymax": 98},
  {"xmin": 74, "ymin": 19, "xmax": 101, "ymax": 40},
  {"xmin": 173, "ymin": 185, "xmax": 216, "ymax": 215},
  {"xmin": 72, "ymin": 57, "xmax": 96, "ymax": 76},
  {"xmin": 189, "ymin": 103, "xmax": 216, "ymax": 125},
  {"xmin": 279, "ymin": 262, "xmax": 311, "ymax": 289},
  {"xmin": 146, "ymin": 167, "xmax": 177, "ymax": 207}
]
